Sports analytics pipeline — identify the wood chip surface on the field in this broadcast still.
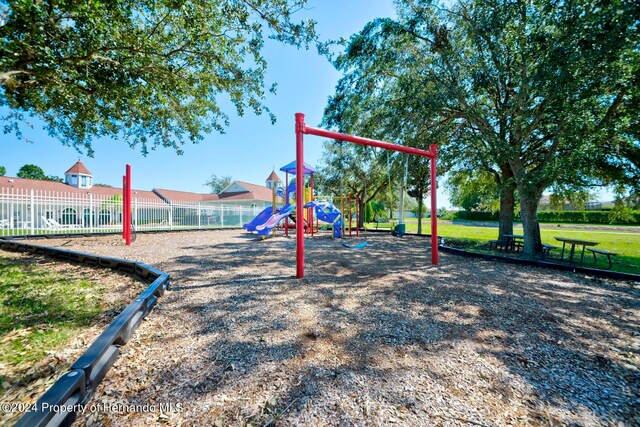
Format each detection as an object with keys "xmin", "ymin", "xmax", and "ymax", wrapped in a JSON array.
[{"xmin": 21, "ymin": 231, "xmax": 640, "ymax": 426}]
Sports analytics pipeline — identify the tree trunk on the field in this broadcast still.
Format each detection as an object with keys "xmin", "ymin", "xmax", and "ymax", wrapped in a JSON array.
[
  {"xmin": 498, "ymin": 179, "xmax": 516, "ymax": 240},
  {"xmin": 519, "ymin": 194, "xmax": 542, "ymax": 257},
  {"xmin": 357, "ymin": 193, "xmax": 365, "ymax": 229},
  {"xmin": 417, "ymin": 195, "xmax": 424, "ymax": 235}
]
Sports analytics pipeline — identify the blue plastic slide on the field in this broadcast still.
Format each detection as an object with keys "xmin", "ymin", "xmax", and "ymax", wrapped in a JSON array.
[
  {"xmin": 255, "ymin": 204, "xmax": 296, "ymax": 236},
  {"xmin": 244, "ymin": 206, "xmax": 278, "ymax": 232}
]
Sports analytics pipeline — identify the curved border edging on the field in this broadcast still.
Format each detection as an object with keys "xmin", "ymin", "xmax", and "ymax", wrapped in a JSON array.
[
  {"xmin": 0, "ymin": 240, "xmax": 170, "ymax": 427},
  {"xmin": 439, "ymin": 245, "xmax": 640, "ymax": 281},
  {"xmin": 363, "ymin": 229, "xmax": 639, "ymax": 281}
]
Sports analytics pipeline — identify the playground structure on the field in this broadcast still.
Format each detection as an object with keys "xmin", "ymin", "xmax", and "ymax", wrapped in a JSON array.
[
  {"xmin": 294, "ymin": 112, "xmax": 438, "ymax": 278},
  {"xmin": 242, "ymin": 162, "xmax": 316, "ymax": 237},
  {"xmin": 244, "ymin": 165, "xmax": 350, "ymax": 240},
  {"xmin": 279, "ymin": 161, "xmax": 316, "ymax": 236},
  {"xmin": 303, "ymin": 200, "xmax": 343, "ymax": 238}
]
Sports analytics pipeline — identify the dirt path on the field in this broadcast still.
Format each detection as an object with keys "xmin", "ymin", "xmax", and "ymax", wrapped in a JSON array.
[{"xmin": 26, "ymin": 230, "xmax": 640, "ymax": 426}]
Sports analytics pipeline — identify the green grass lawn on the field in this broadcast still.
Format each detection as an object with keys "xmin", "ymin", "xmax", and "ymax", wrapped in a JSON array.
[
  {"xmin": 365, "ymin": 219, "xmax": 640, "ymax": 274},
  {"xmin": 0, "ymin": 257, "xmax": 114, "ymax": 398},
  {"xmin": 0, "ymin": 256, "xmax": 106, "ymax": 379}
]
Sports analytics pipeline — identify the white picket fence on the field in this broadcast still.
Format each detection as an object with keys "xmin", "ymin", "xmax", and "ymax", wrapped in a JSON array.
[{"xmin": 0, "ymin": 188, "xmax": 260, "ymax": 237}]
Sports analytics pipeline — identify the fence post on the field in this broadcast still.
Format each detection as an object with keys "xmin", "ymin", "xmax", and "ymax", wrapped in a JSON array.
[
  {"xmin": 30, "ymin": 189, "xmax": 35, "ymax": 235},
  {"xmin": 169, "ymin": 203, "xmax": 173, "ymax": 230},
  {"xmin": 134, "ymin": 197, "xmax": 138, "ymax": 231},
  {"xmin": 198, "ymin": 202, "xmax": 201, "ymax": 229},
  {"xmin": 220, "ymin": 205, "xmax": 224, "ymax": 228},
  {"xmin": 9, "ymin": 188, "xmax": 14, "ymax": 231},
  {"xmin": 89, "ymin": 194, "xmax": 94, "ymax": 233},
  {"xmin": 239, "ymin": 206, "xmax": 243, "ymax": 227}
]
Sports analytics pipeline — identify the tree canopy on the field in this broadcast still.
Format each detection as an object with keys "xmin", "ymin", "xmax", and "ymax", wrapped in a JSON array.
[
  {"xmin": 324, "ymin": 0, "xmax": 639, "ymax": 256},
  {"xmin": 15, "ymin": 164, "xmax": 62, "ymax": 181},
  {"xmin": 1, "ymin": 0, "xmax": 316, "ymax": 156},
  {"xmin": 205, "ymin": 174, "xmax": 233, "ymax": 194},
  {"xmin": 16, "ymin": 164, "xmax": 47, "ymax": 180},
  {"xmin": 447, "ymin": 171, "xmax": 499, "ymax": 212},
  {"xmin": 0, "ymin": 166, "xmax": 5, "ymax": 176}
]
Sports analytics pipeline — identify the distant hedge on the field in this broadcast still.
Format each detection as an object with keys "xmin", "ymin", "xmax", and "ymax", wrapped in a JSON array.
[
  {"xmin": 451, "ymin": 210, "xmax": 640, "ymax": 225},
  {"xmin": 452, "ymin": 211, "xmax": 500, "ymax": 221}
]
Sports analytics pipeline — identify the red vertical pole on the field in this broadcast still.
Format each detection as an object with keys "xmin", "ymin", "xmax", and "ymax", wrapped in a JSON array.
[
  {"xmin": 285, "ymin": 172, "xmax": 289, "ymax": 237},
  {"xmin": 122, "ymin": 176, "xmax": 127, "ymax": 241},
  {"xmin": 348, "ymin": 195, "xmax": 352, "ymax": 237},
  {"xmin": 125, "ymin": 164, "xmax": 132, "ymax": 246},
  {"xmin": 355, "ymin": 193, "xmax": 359, "ymax": 237},
  {"xmin": 340, "ymin": 196, "xmax": 344, "ymax": 236},
  {"xmin": 430, "ymin": 145, "xmax": 438, "ymax": 264},
  {"xmin": 295, "ymin": 113, "xmax": 305, "ymax": 278}
]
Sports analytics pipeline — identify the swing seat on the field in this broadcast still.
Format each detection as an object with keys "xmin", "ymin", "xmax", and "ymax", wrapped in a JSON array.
[
  {"xmin": 391, "ymin": 223, "xmax": 406, "ymax": 237},
  {"xmin": 342, "ymin": 242, "xmax": 368, "ymax": 249}
]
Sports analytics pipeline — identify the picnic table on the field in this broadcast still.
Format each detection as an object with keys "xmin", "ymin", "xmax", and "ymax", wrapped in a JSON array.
[
  {"xmin": 503, "ymin": 234, "xmax": 524, "ymax": 252},
  {"xmin": 554, "ymin": 237, "xmax": 598, "ymax": 265}
]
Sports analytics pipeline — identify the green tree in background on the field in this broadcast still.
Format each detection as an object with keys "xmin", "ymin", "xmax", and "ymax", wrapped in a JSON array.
[
  {"xmin": 17, "ymin": 164, "xmax": 46, "ymax": 180},
  {"xmin": 364, "ymin": 201, "xmax": 374, "ymax": 223},
  {"xmin": 1, "ymin": 0, "xmax": 316, "ymax": 156},
  {"xmin": 205, "ymin": 175, "xmax": 233, "ymax": 194},
  {"xmin": 447, "ymin": 171, "xmax": 500, "ymax": 212},
  {"xmin": 315, "ymin": 142, "xmax": 390, "ymax": 229},
  {"xmin": 370, "ymin": 200, "xmax": 386, "ymax": 221},
  {"xmin": 0, "ymin": 166, "xmax": 5, "ymax": 176},
  {"xmin": 16, "ymin": 164, "xmax": 62, "ymax": 181},
  {"xmin": 548, "ymin": 188, "xmax": 591, "ymax": 211},
  {"xmin": 406, "ymin": 156, "xmax": 431, "ymax": 235}
]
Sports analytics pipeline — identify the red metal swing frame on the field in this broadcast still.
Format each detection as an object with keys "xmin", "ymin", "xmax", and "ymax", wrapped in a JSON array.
[{"xmin": 295, "ymin": 112, "xmax": 438, "ymax": 278}]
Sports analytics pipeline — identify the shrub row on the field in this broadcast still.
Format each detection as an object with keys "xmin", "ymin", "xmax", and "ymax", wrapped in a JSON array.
[
  {"xmin": 452, "ymin": 211, "xmax": 500, "ymax": 221},
  {"xmin": 452, "ymin": 210, "xmax": 640, "ymax": 224}
]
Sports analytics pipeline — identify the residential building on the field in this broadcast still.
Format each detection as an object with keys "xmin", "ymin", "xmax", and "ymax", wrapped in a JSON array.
[{"xmin": 1, "ymin": 162, "xmax": 279, "ymax": 229}]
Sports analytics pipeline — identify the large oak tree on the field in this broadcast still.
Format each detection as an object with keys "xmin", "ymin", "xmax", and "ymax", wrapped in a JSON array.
[
  {"xmin": 1, "ymin": 0, "xmax": 316, "ymax": 155},
  {"xmin": 324, "ymin": 0, "xmax": 639, "ymax": 257}
]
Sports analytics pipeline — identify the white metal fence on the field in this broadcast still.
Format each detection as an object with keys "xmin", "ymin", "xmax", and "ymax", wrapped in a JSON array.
[{"xmin": 0, "ymin": 188, "xmax": 260, "ymax": 237}]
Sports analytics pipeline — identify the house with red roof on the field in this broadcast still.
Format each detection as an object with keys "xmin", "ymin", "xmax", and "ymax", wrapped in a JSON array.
[{"xmin": 152, "ymin": 171, "xmax": 284, "ymax": 209}]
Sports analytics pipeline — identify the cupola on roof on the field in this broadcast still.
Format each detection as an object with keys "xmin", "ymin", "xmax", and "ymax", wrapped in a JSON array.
[
  {"xmin": 64, "ymin": 160, "xmax": 93, "ymax": 176},
  {"xmin": 266, "ymin": 170, "xmax": 282, "ymax": 182}
]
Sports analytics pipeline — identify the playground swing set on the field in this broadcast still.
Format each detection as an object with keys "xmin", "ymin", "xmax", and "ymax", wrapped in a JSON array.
[
  {"xmin": 239, "ymin": 113, "xmax": 438, "ymax": 278},
  {"xmin": 293, "ymin": 112, "xmax": 438, "ymax": 278}
]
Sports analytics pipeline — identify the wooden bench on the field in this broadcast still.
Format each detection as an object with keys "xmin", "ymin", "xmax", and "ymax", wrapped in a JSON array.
[
  {"xmin": 489, "ymin": 240, "xmax": 508, "ymax": 251},
  {"xmin": 541, "ymin": 244, "xmax": 558, "ymax": 260},
  {"xmin": 587, "ymin": 248, "xmax": 618, "ymax": 269}
]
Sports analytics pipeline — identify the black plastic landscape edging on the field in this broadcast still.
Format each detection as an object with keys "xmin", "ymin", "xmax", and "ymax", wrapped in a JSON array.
[
  {"xmin": 439, "ymin": 245, "xmax": 640, "ymax": 281},
  {"xmin": 0, "ymin": 240, "xmax": 170, "ymax": 427}
]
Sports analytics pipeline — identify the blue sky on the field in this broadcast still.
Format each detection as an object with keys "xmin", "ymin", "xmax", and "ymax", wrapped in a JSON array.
[{"xmin": 1, "ymin": 0, "xmax": 612, "ymax": 207}]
